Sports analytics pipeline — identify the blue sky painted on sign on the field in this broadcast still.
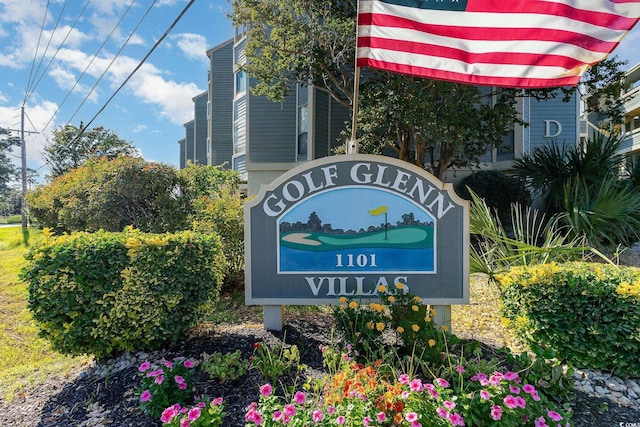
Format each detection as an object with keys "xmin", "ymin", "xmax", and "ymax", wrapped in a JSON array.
[{"xmin": 281, "ymin": 187, "xmax": 435, "ymax": 231}]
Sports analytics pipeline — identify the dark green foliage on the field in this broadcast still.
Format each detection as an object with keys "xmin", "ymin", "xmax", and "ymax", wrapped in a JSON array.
[
  {"xmin": 22, "ymin": 229, "xmax": 226, "ymax": 359},
  {"xmin": 456, "ymin": 170, "xmax": 530, "ymax": 225},
  {"xmin": 497, "ymin": 262, "xmax": 640, "ymax": 377},
  {"xmin": 44, "ymin": 124, "xmax": 139, "ymax": 180},
  {"xmin": 511, "ymin": 133, "xmax": 624, "ymax": 213},
  {"xmin": 26, "ymin": 156, "xmax": 191, "ymax": 234}
]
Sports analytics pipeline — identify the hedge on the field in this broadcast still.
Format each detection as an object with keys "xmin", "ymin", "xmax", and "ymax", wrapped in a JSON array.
[
  {"xmin": 496, "ymin": 262, "xmax": 640, "ymax": 377},
  {"xmin": 21, "ymin": 228, "xmax": 226, "ymax": 359}
]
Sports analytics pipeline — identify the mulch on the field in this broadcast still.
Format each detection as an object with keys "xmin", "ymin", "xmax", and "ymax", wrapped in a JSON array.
[{"xmin": 1, "ymin": 311, "xmax": 639, "ymax": 427}]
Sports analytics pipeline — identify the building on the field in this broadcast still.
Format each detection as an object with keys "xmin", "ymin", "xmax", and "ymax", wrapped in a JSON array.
[
  {"xmin": 181, "ymin": 29, "xmax": 583, "ymax": 191},
  {"xmin": 620, "ymin": 62, "xmax": 640, "ymax": 155}
]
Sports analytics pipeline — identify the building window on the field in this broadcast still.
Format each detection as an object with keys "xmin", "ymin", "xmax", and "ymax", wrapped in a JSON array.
[
  {"xmin": 497, "ymin": 128, "xmax": 515, "ymax": 161},
  {"xmin": 235, "ymin": 70, "xmax": 246, "ymax": 97},
  {"xmin": 298, "ymin": 104, "xmax": 308, "ymax": 159}
]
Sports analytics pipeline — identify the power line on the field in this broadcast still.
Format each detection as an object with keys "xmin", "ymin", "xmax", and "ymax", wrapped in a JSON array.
[
  {"xmin": 66, "ymin": 0, "xmax": 156, "ymax": 126},
  {"xmin": 25, "ymin": 0, "xmax": 92, "ymax": 105},
  {"xmin": 23, "ymin": 0, "xmax": 51, "ymax": 106},
  {"xmin": 41, "ymin": 0, "xmax": 137, "ymax": 134},
  {"xmin": 24, "ymin": 0, "xmax": 69, "ymax": 103},
  {"xmin": 72, "ymin": 0, "xmax": 196, "ymax": 134}
]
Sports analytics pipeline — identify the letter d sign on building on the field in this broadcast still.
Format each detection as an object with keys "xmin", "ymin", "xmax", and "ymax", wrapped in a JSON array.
[{"xmin": 245, "ymin": 154, "xmax": 469, "ymax": 330}]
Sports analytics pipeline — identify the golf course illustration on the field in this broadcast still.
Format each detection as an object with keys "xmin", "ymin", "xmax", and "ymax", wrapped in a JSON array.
[{"xmin": 278, "ymin": 188, "xmax": 435, "ymax": 273}]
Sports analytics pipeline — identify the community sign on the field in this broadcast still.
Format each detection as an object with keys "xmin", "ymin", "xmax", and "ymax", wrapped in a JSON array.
[{"xmin": 245, "ymin": 154, "xmax": 469, "ymax": 305}]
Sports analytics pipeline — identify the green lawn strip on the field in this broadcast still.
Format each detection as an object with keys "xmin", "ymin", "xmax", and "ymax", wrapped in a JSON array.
[{"xmin": 0, "ymin": 228, "xmax": 91, "ymax": 401}]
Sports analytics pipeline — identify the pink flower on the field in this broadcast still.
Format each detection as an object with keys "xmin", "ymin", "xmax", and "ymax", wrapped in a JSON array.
[
  {"xmin": 376, "ymin": 412, "xmax": 387, "ymax": 423},
  {"xmin": 211, "ymin": 397, "xmax": 223, "ymax": 406},
  {"xmin": 515, "ymin": 396, "xmax": 526, "ymax": 408},
  {"xmin": 312, "ymin": 409, "xmax": 324, "ymax": 423},
  {"xmin": 293, "ymin": 391, "xmax": 306, "ymax": 405},
  {"xmin": 534, "ymin": 416, "xmax": 549, "ymax": 427},
  {"xmin": 531, "ymin": 391, "xmax": 541, "ymax": 401},
  {"xmin": 489, "ymin": 375, "xmax": 502, "ymax": 386},
  {"xmin": 327, "ymin": 405, "xmax": 336, "ymax": 415},
  {"xmin": 147, "ymin": 369, "xmax": 163, "ymax": 378},
  {"xmin": 363, "ymin": 416, "xmax": 373, "ymax": 426},
  {"xmin": 509, "ymin": 385, "xmax": 521, "ymax": 394},
  {"xmin": 410, "ymin": 378, "xmax": 423, "ymax": 391},
  {"xmin": 456, "ymin": 365, "xmax": 465, "ymax": 374},
  {"xmin": 175, "ymin": 375, "xmax": 186, "ymax": 385},
  {"xmin": 436, "ymin": 407, "xmax": 449, "ymax": 419},
  {"xmin": 138, "ymin": 361, "xmax": 151, "ymax": 372},
  {"xmin": 260, "ymin": 384, "xmax": 272, "ymax": 397},
  {"xmin": 523, "ymin": 384, "xmax": 536, "ymax": 394},
  {"xmin": 443, "ymin": 400, "xmax": 456, "ymax": 410},
  {"xmin": 273, "ymin": 410, "xmax": 284, "ymax": 422},
  {"xmin": 490, "ymin": 405, "xmax": 502, "ymax": 421},
  {"xmin": 155, "ymin": 375, "xmax": 164, "ymax": 385},
  {"xmin": 406, "ymin": 412, "xmax": 419, "ymax": 422},
  {"xmin": 471, "ymin": 373, "xmax": 487, "ymax": 382},
  {"xmin": 183, "ymin": 359, "xmax": 193, "ymax": 368},
  {"xmin": 424, "ymin": 383, "xmax": 439, "ymax": 398},
  {"xmin": 504, "ymin": 395, "xmax": 518, "ymax": 409},
  {"xmin": 283, "ymin": 404, "xmax": 296, "ymax": 417},
  {"xmin": 411, "ymin": 423, "xmax": 422, "ymax": 427},
  {"xmin": 336, "ymin": 415, "xmax": 346, "ymax": 425},
  {"xmin": 399, "ymin": 374, "xmax": 410, "ymax": 384},
  {"xmin": 140, "ymin": 390, "xmax": 152, "ymax": 402},
  {"xmin": 504, "ymin": 371, "xmax": 519, "ymax": 381},
  {"xmin": 162, "ymin": 359, "xmax": 173, "ymax": 369},
  {"xmin": 245, "ymin": 408, "xmax": 263, "ymax": 424},
  {"xmin": 180, "ymin": 419, "xmax": 190, "ymax": 427},
  {"xmin": 188, "ymin": 407, "xmax": 201, "ymax": 421},
  {"xmin": 547, "ymin": 411, "xmax": 563, "ymax": 421},
  {"xmin": 436, "ymin": 378, "xmax": 449, "ymax": 388},
  {"xmin": 480, "ymin": 390, "xmax": 491, "ymax": 400},
  {"xmin": 160, "ymin": 407, "xmax": 178, "ymax": 423},
  {"xmin": 449, "ymin": 413, "xmax": 465, "ymax": 426}
]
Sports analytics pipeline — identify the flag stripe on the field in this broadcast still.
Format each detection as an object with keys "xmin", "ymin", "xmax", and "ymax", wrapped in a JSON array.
[
  {"xmin": 465, "ymin": 0, "xmax": 638, "ymax": 30},
  {"xmin": 358, "ymin": 12, "xmax": 623, "ymax": 53},
  {"xmin": 357, "ymin": 0, "xmax": 640, "ymax": 87},
  {"xmin": 358, "ymin": 36, "xmax": 589, "ymax": 71}
]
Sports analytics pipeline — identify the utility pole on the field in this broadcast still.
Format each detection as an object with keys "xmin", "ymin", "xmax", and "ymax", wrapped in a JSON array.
[{"xmin": 20, "ymin": 106, "xmax": 27, "ymax": 230}]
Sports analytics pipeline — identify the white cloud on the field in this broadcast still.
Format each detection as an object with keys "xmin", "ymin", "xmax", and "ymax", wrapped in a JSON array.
[
  {"xmin": 132, "ymin": 124, "xmax": 148, "ymax": 133},
  {"xmin": 170, "ymin": 33, "xmax": 208, "ymax": 64}
]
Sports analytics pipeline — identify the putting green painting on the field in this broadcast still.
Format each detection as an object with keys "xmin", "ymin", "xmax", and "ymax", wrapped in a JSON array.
[{"xmin": 278, "ymin": 187, "xmax": 435, "ymax": 273}]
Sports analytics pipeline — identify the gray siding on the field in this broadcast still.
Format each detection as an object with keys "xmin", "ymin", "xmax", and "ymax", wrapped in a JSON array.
[
  {"xmin": 247, "ymin": 80, "xmax": 297, "ymax": 163},
  {"xmin": 194, "ymin": 92, "xmax": 208, "ymax": 165},
  {"xmin": 330, "ymin": 96, "xmax": 350, "ymax": 152},
  {"xmin": 178, "ymin": 138, "xmax": 186, "ymax": 169},
  {"xmin": 314, "ymin": 89, "xmax": 329, "ymax": 159},
  {"xmin": 313, "ymin": 89, "xmax": 350, "ymax": 158},
  {"xmin": 210, "ymin": 40, "xmax": 234, "ymax": 167},
  {"xmin": 185, "ymin": 121, "xmax": 195, "ymax": 165},
  {"xmin": 529, "ymin": 89, "xmax": 578, "ymax": 151}
]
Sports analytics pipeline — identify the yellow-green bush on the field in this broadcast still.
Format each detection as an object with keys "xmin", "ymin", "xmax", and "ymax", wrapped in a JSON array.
[
  {"xmin": 496, "ymin": 262, "xmax": 640, "ymax": 376},
  {"xmin": 21, "ymin": 228, "xmax": 226, "ymax": 359}
]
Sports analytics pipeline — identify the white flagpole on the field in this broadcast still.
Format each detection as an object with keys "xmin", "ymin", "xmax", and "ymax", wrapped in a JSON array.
[{"xmin": 347, "ymin": 1, "xmax": 362, "ymax": 155}]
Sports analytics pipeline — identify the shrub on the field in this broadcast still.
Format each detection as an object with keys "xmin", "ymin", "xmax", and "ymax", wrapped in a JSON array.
[
  {"xmin": 455, "ymin": 170, "xmax": 530, "ymax": 226},
  {"xmin": 191, "ymin": 186, "xmax": 244, "ymax": 286},
  {"xmin": 496, "ymin": 261, "xmax": 640, "ymax": 377},
  {"xmin": 26, "ymin": 156, "xmax": 191, "ymax": 234},
  {"xmin": 22, "ymin": 228, "xmax": 226, "ymax": 359}
]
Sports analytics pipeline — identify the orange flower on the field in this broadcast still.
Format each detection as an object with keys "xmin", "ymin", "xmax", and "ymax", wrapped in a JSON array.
[{"xmin": 428, "ymin": 339, "xmax": 436, "ymax": 347}]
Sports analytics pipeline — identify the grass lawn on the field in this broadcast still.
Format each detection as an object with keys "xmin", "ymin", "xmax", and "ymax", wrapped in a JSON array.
[{"xmin": 0, "ymin": 227, "xmax": 91, "ymax": 401}]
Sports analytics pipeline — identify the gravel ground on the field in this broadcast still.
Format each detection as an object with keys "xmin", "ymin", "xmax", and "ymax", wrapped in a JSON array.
[{"xmin": 1, "ymin": 276, "xmax": 639, "ymax": 426}]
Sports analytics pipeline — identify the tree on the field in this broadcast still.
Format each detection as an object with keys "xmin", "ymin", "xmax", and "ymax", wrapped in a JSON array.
[
  {"xmin": 27, "ymin": 156, "xmax": 190, "ymax": 234},
  {"xmin": 232, "ymin": 1, "xmax": 626, "ymax": 179},
  {"xmin": 0, "ymin": 127, "xmax": 19, "ymax": 195},
  {"xmin": 43, "ymin": 124, "xmax": 139, "ymax": 179}
]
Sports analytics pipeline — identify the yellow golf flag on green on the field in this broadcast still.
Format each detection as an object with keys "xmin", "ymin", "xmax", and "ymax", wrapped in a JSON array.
[{"xmin": 369, "ymin": 205, "xmax": 387, "ymax": 216}]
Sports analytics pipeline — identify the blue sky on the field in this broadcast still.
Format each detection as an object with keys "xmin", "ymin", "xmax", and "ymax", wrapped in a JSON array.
[{"xmin": 1, "ymin": 1, "xmax": 639, "ymax": 184}]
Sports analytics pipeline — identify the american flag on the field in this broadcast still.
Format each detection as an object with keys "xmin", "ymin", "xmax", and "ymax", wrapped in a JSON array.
[{"xmin": 356, "ymin": 0, "xmax": 640, "ymax": 88}]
